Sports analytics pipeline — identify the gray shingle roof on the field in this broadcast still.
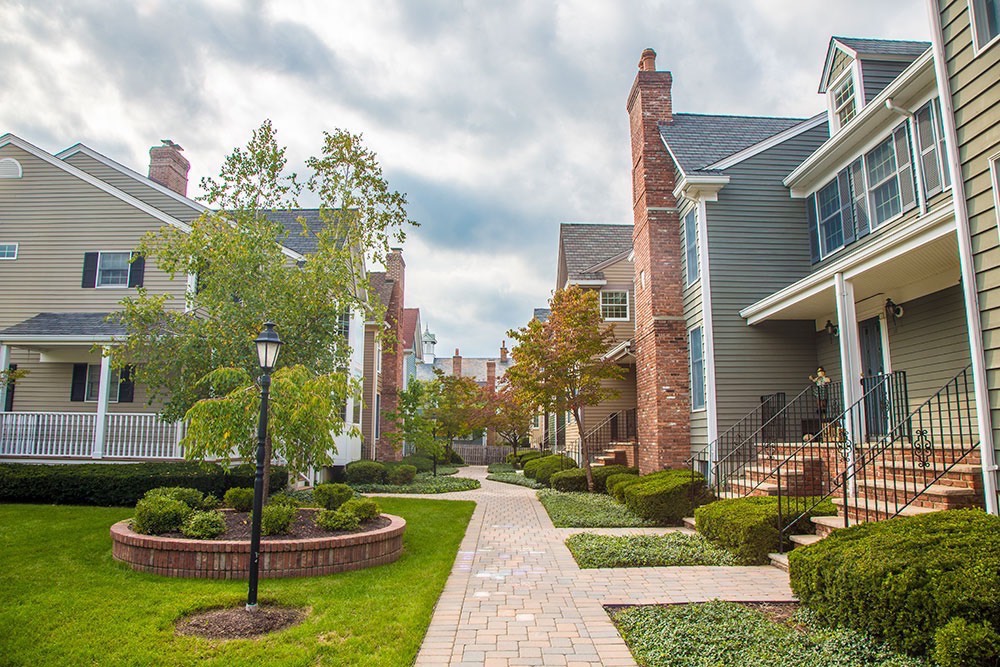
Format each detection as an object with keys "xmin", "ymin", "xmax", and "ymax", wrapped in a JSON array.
[
  {"xmin": 660, "ymin": 113, "xmax": 806, "ymax": 174},
  {"xmin": 259, "ymin": 208, "xmax": 348, "ymax": 256},
  {"xmin": 369, "ymin": 272, "xmax": 395, "ymax": 310},
  {"xmin": 533, "ymin": 308, "xmax": 551, "ymax": 322},
  {"xmin": 0, "ymin": 312, "xmax": 124, "ymax": 338},
  {"xmin": 833, "ymin": 37, "xmax": 930, "ymax": 58},
  {"xmin": 560, "ymin": 223, "xmax": 633, "ymax": 280}
]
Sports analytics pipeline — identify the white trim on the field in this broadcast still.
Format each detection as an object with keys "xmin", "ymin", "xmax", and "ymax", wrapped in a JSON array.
[
  {"xmin": 672, "ymin": 173, "xmax": 729, "ymax": 202},
  {"xmin": 697, "ymin": 198, "xmax": 719, "ymax": 448},
  {"xmin": 682, "ymin": 206, "xmax": 699, "ymax": 287},
  {"xmin": 706, "ymin": 114, "xmax": 828, "ymax": 171},
  {"xmin": 688, "ymin": 324, "xmax": 706, "ymax": 412},
  {"xmin": 85, "ymin": 362, "xmax": 120, "ymax": 404},
  {"xmin": 968, "ymin": 0, "xmax": 1000, "ymax": 55},
  {"xmin": 585, "ymin": 249, "xmax": 632, "ymax": 274},
  {"xmin": 819, "ymin": 40, "xmax": 859, "ymax": 94},
  {"xmin": 92, "ymin": 351, "xmax": 111, "ymax": 458},
  {"xmin": 828, "ymin": 66, "xmax": 860, "ymax": 133},
  {"xmin": 55, "ymin": 143, "xmax": 208, "ymax": 214},
  {"xmin": 0, "ymin": 157, "xmax": 23, "ymax": 178},
  {"xmin": 568, "ymin": 279, "xmax": 607, "ymax": 287},
  {"xmin": 0, "ymin": 335, "xmax": 118, "ymax": 345},
  {"xmin": 990, "ymin": 151, "xmax": 1000, "ymax": 237},
  {"xmin": 0, "ymin": 344, "xmax": 10, "ymax": 411},
  {"xmin": 927, "ymin": 0, "xmax": 999, "ymax": 514},
  {"xmin": 0, "ymin": 243, "xmax": 18, "ymax": 260},
  {"xmin": 879, "ymin": 312, "xmax": 893, "ymax": 374}
]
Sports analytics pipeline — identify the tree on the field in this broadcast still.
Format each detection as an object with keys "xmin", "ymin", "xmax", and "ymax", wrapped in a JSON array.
[
  {"xmin": 110, "ymin": 120, "xmax": 413, "ymax": 493},
  {"xmin": 386, "ymin": 377, "xmax": 447, "ymax": 475},
  {"xmin": 431, "ymin": 370, "xmax": 489, "ymax": 463},
  {"xmin": 505, "ymin": 285, "xmax": 625, "ymax": 490},
  {"xmin": 487, "ymin": 380, "xmax": 535, "ymax": 459}
]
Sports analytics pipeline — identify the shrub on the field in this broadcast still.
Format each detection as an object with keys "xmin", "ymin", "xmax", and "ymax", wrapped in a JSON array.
[
  {"xmin": 447, "ymin": 449, "xmax": 465, "ymax": 465},
  {"xmin": 131, "ymin": 496, "xmax": 192, "ymax": 535},
  {"xmin": 607, "ymin": 473, "xmax": 640, "ymax": 502},
  {"xmin": 524, "ymin": 455, "xmax": 577, "ymax": 485},
  {"xmin": 312, "ymin": 483, "xmax": 353, "ymax": 510},
  {"xmin": 387, "ymin": 464, "xmax": 417, "ymax": 486},
  {"xmin": 507, "ymin": 449, "xmax": 543, "ymax": 467},
  {"xmin": 0, "ymin": 462, "xmax": 287, "ymax": 507},
  {"xmin": 223, "ymin": 487, "xmax": 255, "ymax": 512},
  {"xmin": 260, "ymin": 503, "xmax": 297, "ymax": 536},
  {"xmin": 401, "ymin": 454, "xmax": 434, "ymax": 473},
  {"xmin": 694, "ymin": 496, "xmax": 836, "ymax": 565},
  {"xmin": 314, "ymin": 508, "xmax": 360, "ymax": 532},
  {"xmin": 180, "ymin": 510, "xmax": 226, "ymax": 539},
  {"xmin": 340, "ymin": 497, "xmax": 381, "ymax": 523},
  {"xmin": 623, "ymin": 469, "xmax": 712, "ymax": 525},
  {"xmin": 346, "ymin": 460, "xmax": 386, "ymax": 484},
  {"xmin": 201, "ymin": 494, "xmax": 220, "ymax": 510},
  {"xmin": 550, "ymin": 469, "xmax": 588, "ymax": 492},
  {"xmin": 487, "ymin": 462, "xmax": 515, "ymax": 474},
  {"xmin": 591, "ymin": 465, "xmax": 638, "ymax": 494},
  {"xmin": 267, "ymin": 492, "xmax": 302, "ymax": 508},
  {"xmin": 788, "ymin": 509, "xmax": 1000, "ymax": 656},
  {"xmin": 142, "ymin": 486, "xmax": 206, "ymax": 510},
  {"xmin": 933, "ymin": 618, "xmax": 1000, "ymax": 667}
]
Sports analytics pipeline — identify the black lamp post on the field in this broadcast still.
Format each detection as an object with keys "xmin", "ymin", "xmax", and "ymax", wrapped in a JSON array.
[{"xmin": 247, "ymin": 321, "xmax": 282, "ymax": 612}]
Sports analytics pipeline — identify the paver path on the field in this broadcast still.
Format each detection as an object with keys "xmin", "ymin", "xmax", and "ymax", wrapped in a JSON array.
[{"xmin": 407, "ymin": 466, "xmax": 795, "ymax": 666}]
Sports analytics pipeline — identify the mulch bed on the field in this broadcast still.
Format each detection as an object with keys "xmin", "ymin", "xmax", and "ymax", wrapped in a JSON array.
[
  {"xmin": 161, "ymin": 509, "xmax": 390, "ymax": 541},
  {"xmin": 176, "ymin": 605, "xmax": 306, "ymax": 640}
]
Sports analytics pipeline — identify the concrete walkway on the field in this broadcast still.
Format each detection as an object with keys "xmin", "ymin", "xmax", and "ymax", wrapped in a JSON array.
[{"xmin": 408, "ymin": 466, "xmax": 795, "ymax": 667}]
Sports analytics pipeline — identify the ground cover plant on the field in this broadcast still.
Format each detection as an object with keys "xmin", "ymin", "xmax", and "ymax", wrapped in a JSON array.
[
  {"xmin": 0, "ymin": 498, "xmax": 474, "ymax": 666},
  {"xmin": 486, "ymin": 462, "xmax": 515, "ymax": 474},
  {"xmin": 537, "ymin": 489, "xmax": 655, "ymax": 527},
  {"xmin": 348, "ymin": 472, "xmax": 479, "ymax": 494},
  {"xmin": 486, "ymin": 472, "xmax": 546, "ymax": 489},
  {"xmin": 610, "ymin": 601, "xmax": 928, "ymax": 667},
  {"xmin": 566, "ymin": 532, "xmax": 738, "ymax": 568}
]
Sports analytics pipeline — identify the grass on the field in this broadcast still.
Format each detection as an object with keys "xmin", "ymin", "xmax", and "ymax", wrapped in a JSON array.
[
  {"xmin": 566, "ymin": 533, "xmax": 739, "ymax": 568},
  {"xmin": 487, "ymin": 472, "xmax": 545, "ymax": 489},
  {"xmin": 610, "ymin": 601, "xmax": 928, "ymax": 667},
  {"xmin": 349, "ymin": 472, "xmax": 479, "ymax": 494},
  {"xmin": 537, "ymin": 489, "xmax": 656, "ymax": 527},
  {"xmin": 0, "ymin": 498, "xmax": 474, "ymax": 666}
]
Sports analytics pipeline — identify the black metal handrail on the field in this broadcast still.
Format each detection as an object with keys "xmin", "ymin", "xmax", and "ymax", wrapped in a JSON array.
[
  {"xmin": 575, "ymin": 408, "xmax": 637, "ymax": 466},
  {"xmin": 777, "ymin": 366, "xmax": 976, "ymax": 551}
]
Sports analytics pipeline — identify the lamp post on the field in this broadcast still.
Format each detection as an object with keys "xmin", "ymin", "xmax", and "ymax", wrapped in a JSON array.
[{"xmin": 247, "ymin": 322, "xmax": 282, "ymax": 612}]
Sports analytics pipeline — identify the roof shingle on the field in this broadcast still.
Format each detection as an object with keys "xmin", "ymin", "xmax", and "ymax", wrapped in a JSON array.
[
  {"xmin": 659, "ymin": 113, "xmax": 806, "ymax": 174},
  {"xmin": 0, "ymin": 312, "xmax": 124, "ymax": 338},
  {"xmin": 560, "ymin": 223, "xmax": 633, "ymax": 280}
]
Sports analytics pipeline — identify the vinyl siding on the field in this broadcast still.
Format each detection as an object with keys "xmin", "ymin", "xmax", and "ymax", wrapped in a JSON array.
[
  {"xmin": 581, "ymin": 367, "xmax": 637, "ymax": 438},
  {"xmin": 598, "ymin": 258, "xmax": 636, "ymax": 342},
  {"xmin": 860, "ymin": 59, "xmax": 917, "ymax": 103},
  {"xmin": 829, "ymin": 50, "xmax": 854, "ymax": 83},
  {"xmin": 939, "ymin": 0, "xmax": 1000, "ymax": 458},
  {"xmin": 705, "ymin": 124, "xmax": 830, "ymax": 438}
]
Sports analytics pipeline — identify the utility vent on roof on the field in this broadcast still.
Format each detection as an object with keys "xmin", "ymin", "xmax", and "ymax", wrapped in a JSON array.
[{"xmin": 0, "ymin": 158, "xmax": 23, "ymax": 179}]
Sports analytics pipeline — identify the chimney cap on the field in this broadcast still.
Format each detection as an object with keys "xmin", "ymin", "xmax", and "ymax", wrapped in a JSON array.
[
  {"xmin": 454, "ymin": 348, "xmax": 460, "ymax": 356},
  {"xmin": 639, "ymin": 48, "xmax": 657, "ymax": 71},
  {"xmin": 159, "ymin": 139, "xmax": 184, "ymax": 151}
]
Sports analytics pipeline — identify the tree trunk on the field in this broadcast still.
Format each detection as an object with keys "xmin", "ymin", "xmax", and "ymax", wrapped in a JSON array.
[
  {"xmin": 574, "ymin": 410, "xmax": 594, "ymax": 492},
  {"xmin": 262, "ymin": 434, "xmax": 273, "ymax": 500},
  {"xmin": 432, "ymin": 453, "xmax": 438, "ymax": 477}
]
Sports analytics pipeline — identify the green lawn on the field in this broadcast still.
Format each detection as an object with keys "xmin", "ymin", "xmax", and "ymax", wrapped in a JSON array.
[{"xmin": 0, "ymin": 498, "xmax": 474, "ymax": 666}]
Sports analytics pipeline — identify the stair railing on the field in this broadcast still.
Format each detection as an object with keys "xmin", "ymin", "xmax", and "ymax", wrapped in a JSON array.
[
  {"xmin": 777, "ymin": 366, "xmax": 976, "ymax": 551},
  {"xmin": 575, "ymin": 408, "xmax": 637, "ymax": 467}
]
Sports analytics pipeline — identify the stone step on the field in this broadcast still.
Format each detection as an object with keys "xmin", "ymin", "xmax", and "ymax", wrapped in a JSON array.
[
  {"xmin": 788, "ymin": 533, "xmax": 823, "ymax": 548},
  {"xmin": 870, "ymin": 464, "xmax": 982, "ymax": 490},
  {"xmin": 682, "ymin": 516, "xmax": 697, "ymax": 531},
  {"xmin": 768, "ymin": 553, "xmax": 789, "ymax": 572},
  {"xmin": 811, "ymin": 514, "xmax": 863, "ymax": 537},
  {"xmin": 831, "ymin": 496, "xmax": 939, "ymax": 522},
  {"xmin": 851, "ymin": 478, "xmax": 981, "ymax": 509}
]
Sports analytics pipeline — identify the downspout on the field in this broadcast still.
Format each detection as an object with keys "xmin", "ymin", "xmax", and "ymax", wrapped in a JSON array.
[{"xmin": 926, "ymin": 0, "xmax": 999, "ymax": 514}]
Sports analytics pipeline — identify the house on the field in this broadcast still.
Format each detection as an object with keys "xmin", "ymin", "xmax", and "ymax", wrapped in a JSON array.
[
  {"xmin": 926, "ymin": 0, "xmax": 1000, "ymax": 513},
  {"xmin": 0, "ymin": 135, "xmax": 370, "ymax": 475}
]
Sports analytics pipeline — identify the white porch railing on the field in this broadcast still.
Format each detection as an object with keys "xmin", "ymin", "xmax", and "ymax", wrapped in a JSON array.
[{"xmin": 0, "ymin": 412, "xmax": 185, "ymax": 460}]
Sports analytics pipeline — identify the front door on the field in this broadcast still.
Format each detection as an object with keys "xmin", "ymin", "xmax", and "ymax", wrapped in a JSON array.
[{"xmin": 859, "ymin": 317, "xmax": 888, "ymax": 438}]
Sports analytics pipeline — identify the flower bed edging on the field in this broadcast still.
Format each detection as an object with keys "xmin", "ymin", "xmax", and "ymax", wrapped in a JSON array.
[{"xmin": 110, "ymin": 512, "xmax": 405, "ymax": 579}]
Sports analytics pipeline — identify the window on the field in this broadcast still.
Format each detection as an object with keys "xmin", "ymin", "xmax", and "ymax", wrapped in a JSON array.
[
  {"xmin": 817, "ymin": 180, "xmax": 846, "ymax": 256},
  {"xmin": 533, "ymin": 414, "xmax": 540, "ymax": 428},
  {"xmin": 376, "ymin": 343, "xmax": 382, "ymax": 373},
  {"xmin": 0, "ymin": 243, "xmax": 17, "ymax": 259},
  {"xmin": 352, "ymin": 397, "xmax": 361, "ymax": 425},
  {"xmin": 374, "ymin": 394, "xmax": 381, "ymax": 439},
  {"xmin": 81, "ymin": 252, "xmax": 144, "ymax": 288},
  {"xmin": 832, "ymin": 73, "xmax": 857, "ymax": 129},
  {"xmin": 71, "ymin": 363, "xmax": 134, "ymax": 403},
  {"xmin": 600, "ymin": 291, "xmax": 629, "ymax": 320},
  {"xmin": 689, "ymin": 327, "xmax": 705, "ymax": 411},
  {"xmin": 86, "ymin": 365, "xmax": 120, "ymax": 403},
  {"xmin": 338, "ymin": 310, "xmax": 351, "ymax": 341},
  {"xmin": 971, "ymin": 0, "xmax": 1000, "ymax": 50},
  {"xmin": 0, "ymin": 158, "xmax": 22, "ymax": 179},
  {"xmin": 683, "ymin": 209, "xmax": 699, "ymax": 285}
]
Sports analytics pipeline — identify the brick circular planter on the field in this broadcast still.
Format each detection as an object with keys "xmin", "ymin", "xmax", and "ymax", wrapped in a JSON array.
[{"xmin": 110, "ymin": 511, "xmax": 406, "ymax": 579}]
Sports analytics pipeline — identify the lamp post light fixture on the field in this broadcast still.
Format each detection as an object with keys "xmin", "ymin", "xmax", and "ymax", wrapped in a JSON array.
[{"xmin": 247, "ymin": 322, "xmax": 283, "ymax": 612}]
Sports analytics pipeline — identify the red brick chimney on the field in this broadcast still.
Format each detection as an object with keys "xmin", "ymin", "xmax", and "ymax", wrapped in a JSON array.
[
  {"xmin": 452, "ymin": 349, "xmax": 462, "ymax": 377},
  {"xmin": 386, "ymin": 248, "xmax": 405, "ymax": 292},
  {"xmin": 627, "ymin": 48, "xmax": 690, "ymax": 473},
  {"xmin": 499, "ymin": 340, "xmax": 508, "ymax": 363},
  {"xmin": 148, "ymin": 140, "xmax": 190, "ymax": 197}
]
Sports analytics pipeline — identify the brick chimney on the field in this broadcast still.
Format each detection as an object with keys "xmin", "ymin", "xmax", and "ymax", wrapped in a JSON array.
[
  {"xmin": 148, "ymin": 140, "xmax": 190, "ymax": 197},
  {"xmin": 386, "ymin": 248, "xmax": 405, "ymax": 296},
  {"xmin": 626, "ymin": 48, "xmax": 690, "ymax": 473},
  {"xmin": 486, "ymin": 360, "xmax": 497, "ymax": 445},
  {"xmin": 452, "ymin": 349, "xmax": 462, "ymax": 377},
  {"xmin": 499, "ymin": 340, "xmax": 508, "ymax": 363}
]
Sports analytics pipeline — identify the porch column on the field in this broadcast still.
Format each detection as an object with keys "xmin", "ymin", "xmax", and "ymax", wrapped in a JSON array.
[
  {"xmin": 834, "ymin": 273, "xmax": 863, "ymax": 436},
  {"xmin": 92, "ymin": 348, "xmax": 112, "ymax": 459},
  {"xmin": 0, "ymin": 344, "xmax": 9, "ymax": 412}
]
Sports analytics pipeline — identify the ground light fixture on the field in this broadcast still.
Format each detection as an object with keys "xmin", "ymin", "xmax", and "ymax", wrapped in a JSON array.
[{"xmin": 247, "ymin": 321, "xmax": 283, "ymax": 611}]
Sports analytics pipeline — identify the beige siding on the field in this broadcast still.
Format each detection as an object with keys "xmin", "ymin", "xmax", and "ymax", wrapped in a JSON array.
[
  {"xmin": 598, "ymin": 257, "xmax": 636, "ymax": 342},
  {"xmin": 581, "ymin": 366, "xmax": 637, "ymax": 437}
]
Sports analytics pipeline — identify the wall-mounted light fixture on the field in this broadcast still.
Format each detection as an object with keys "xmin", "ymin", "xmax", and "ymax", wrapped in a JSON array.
[
  {"xmin": 824, "ymin": 320, "xmax": 839, "ymax": 343},
  {"xmin": 885, "ymin": 298, "xmax": 904, "ymax": 322}
]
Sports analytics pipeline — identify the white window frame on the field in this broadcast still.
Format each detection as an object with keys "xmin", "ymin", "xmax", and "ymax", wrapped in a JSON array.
[
  {"xmin": 600, "ymin": 290, "xmax": 629, "ymax": 321},
  {"xmin": 0, "ymin": 243, "xmax": 17, "ymax": 260},
  {"xmin": 990, "ymin": 151, "xmax": 1000, "ymax": 237},
  {"xmin": 85, "ymin": 365, "xmax": 120, "ymax": 403},
  {"xmin": 0, "ymin": 158, "xmax": 22, "ymax": 179},
  {"xmin": 816, "ymin": 179, "xmax": 846, "ymax": 257},
  {"xmin": 970, "ymin": 0, "xmax": 1000, "ymax": 54},
  {"xmin": 683, "ymin": 208, "xmax": 699, "ymax": 286},
  {"xmin": 689, "ymin": 326, "xmax": 706, "ymax": 412},
  {"xmin": 376, "ymin": 342, "xmax": 382, "ymax": 374},
  {"xmin": 828, "ymin": 68, "xmax": 858, "ymax": 133},
  {"xmin": 96, "ymin": 251, "xmax": 132, "ymax": 288}
]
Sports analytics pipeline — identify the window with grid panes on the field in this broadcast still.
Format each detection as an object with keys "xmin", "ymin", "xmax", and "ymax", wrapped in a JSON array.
[{"xmin": 600, "ymin": 291, "xmax": 629, "ymax": 321}]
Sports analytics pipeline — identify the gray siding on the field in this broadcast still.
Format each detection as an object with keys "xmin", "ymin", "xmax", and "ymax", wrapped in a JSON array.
[
  {"xmin": 705, "ymin": 124, "xmax": 829, "ymax": 436},
  {"xmin": 860, "ymin": 59, "xmax": 916, "ymax": 103}
]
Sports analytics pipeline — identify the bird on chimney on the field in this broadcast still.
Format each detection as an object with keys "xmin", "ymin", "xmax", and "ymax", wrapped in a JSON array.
[{"xmin": 160, "ymin": 139, "xmax": 184, "ymax": 151}]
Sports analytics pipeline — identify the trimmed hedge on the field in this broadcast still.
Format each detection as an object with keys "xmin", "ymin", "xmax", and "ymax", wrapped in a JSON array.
[
  {"xmin": 223, "ymin": 487, "xmax": 254, "ymax": 512},
  {"xmin": 0, "ymin": 462, "xmax": 287, "ymax": 507},
  {"xmin": 694, "ymin": 496, "xmax": 836, "ymax": 565},
  {"xmin": 131, "ymin": 496, "xmax": 191, "ymax": 535},
  {"xmin": 622, "ymin": 469, "xmax": 712, "ymax": 525},
  {"xmin": 180, "ymin": 510, "xmax": 226, "ymax": 539},
  {"xmin": 591, "ymin": 465, "xmax": 638, "ymax": 494},
  {"xmin": 607, "ymin": 473, "xmax": 640, "ymax": 502},
  {"xmin": 401, "ymin": 454, "xmax": 434, "ymax": 473},
  {"xmin": 789, "ymin": 509, "xmax": 1000, "ymax": 657},
  {"xmin": 312, "ymin": 483, "xmax": 353, "ymax": 511},
  {"xmin": 550, "ymin": 468, "xmax": 588, "ymax": 492},
  {"xmin": 260, "ymin": 503, "xmax": 297, "ymax": 536},
  {"xmin": 506, "ymin": 449, "xmax": 544, "ymax": 467},
  {"xmin": 524, "ymin": 455, "xmax": 577, "ymax": 485},
  {"xmin": 345, "ymin": 460, "xmax": 386, "ymax": 484},
  {"xmin": 387, "ymin": 464, "xmax": 417, "ymax": 486}
]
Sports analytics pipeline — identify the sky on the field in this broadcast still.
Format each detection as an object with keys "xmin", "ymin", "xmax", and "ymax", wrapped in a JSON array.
[{"xmin": 0, "ymin": 0, "xmax": 930, "ymax": 358}]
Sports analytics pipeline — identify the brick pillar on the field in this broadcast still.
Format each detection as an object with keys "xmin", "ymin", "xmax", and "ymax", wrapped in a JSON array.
[
  {"xmin": 148, "ymin": 141, "xmax": 190, "ymax": 196},
  {"xmin": 627, "ymin": 48, "xmax": 690, "ymax": 473},
  {"xmin": 486, "ymin": 360, "xmax": 497, "ymax": 446},
  {"xmin": 377, "ymin": 251, "xmax": 406, "ymax": 463},
  {"xmin": 452, "ymin": 349, "xmax": 462, "ymax": 377}
]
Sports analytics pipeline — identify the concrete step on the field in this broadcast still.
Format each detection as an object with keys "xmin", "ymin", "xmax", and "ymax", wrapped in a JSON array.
[
  {"xmin": 811, "ymin": 514, "xmax": 864, "ymax": 537},
  {"xmin": 831, "ymin": 496, "xmax": 939, "ymax": 522},
  {"xmin": 788, "ymin": 534, "xmax": 824, "ymax": 548},
  {"xmin": 768, "ymin": 553, "xmax": 789, "ymax": 572},
  {"xmin": 682, "ymin": 516, "xmax": 697, "ymax": 531},
  {"xmin": 851, "ymin": 478, "xmax": 981, "ymax": 509}
]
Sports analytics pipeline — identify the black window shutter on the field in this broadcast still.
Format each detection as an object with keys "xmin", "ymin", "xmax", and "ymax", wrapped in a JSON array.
[
  {"xmin": 128, "ymin": 253, "xmax": 145, "ymax": 288},
  {"xmin": 806, "ymin": 195, "xmax": 821, "ymax": 264},
  {"xmin": 849, "ymin": 159, "xmax": 870, "ymax": 239},
  {"xmin": 838, "ymin": 169, "xmax": 856, "ymax": 245},
  {"xmin": 81, "ymin": 253, "xmax": 99, "ymax": 288},
  {"xmin": 5, "ymin": 364, "xmax": 15, "ymax": 411},
  {"xmin": 70, "ymin": 363, "xmax": 88, "ymax": 402},
  {"xmin": 894, "ymin": 124, "xmax": 916, "ymax": 210},
  {"xmin": 118, "ymin": 365, "xmax": 135, "ymax": 403}
]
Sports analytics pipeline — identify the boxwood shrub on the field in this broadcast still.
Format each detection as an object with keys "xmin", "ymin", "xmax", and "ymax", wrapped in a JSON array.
[
  {"xmin": 0, "ymin": 462, "xmax": 287, "ymax": 507},
  {"xmin": 142, "ymin": 486, "xmax": 207, "ymax": 510},
  {"xmin": 789, "ymin": 509, "xmax": 1000, "ymax": 657},
  {"xmin": 223, "ymin": 487, "xmax": 254, "ymax": 512},
  {"xmin": 401, "ymin": 454, "xmax": 434, "ymax": 473},
  {"xmin": 524, "ymin": 455, "xmax": 577, "ymax": 485},
  {"xmin": 694, "ymin": 496, "xmax": 836, "ymax": 565},
  {"xmin": 314, "ymin": 508, "xmax": 360, "ymax": 532},
  {"xmin": 550, "ymin": 468, "xmax": 588, "ymax": 492},
  {"xmin": 131, "ymin": 496, "xmax": 192, "ymax": 535},
  {"xmin": 591, "ymin": 465, "xmax": 639, "ymax": 494},
  {"xmin": 180, "ymin": 510, "xmax": 226, "ymax": 539},
  {"xmin": 312, "ymin": 483, "xmax": 353, "ymax": 510},
  {"xmin": 345, "ymin": 460, "xmax": 386, "ymax": 484},
  {"xmin": 507, "ymin": 449, "xmax": 544, "ymax": 467},
  {"xmin": 607, "ymin": 473, "xmax": 640, "ymax": 502},
  {"xmin": 623, "ymin": 469, "xmax": 712, "ymax": 525},
  {"xmin": 387, "ymin": 464, "xmax": 417, "ymax": 486},
  {"xmin": 340, "ymin": 497, "xmax": 381, "ymax": 523},
  {"xmin": 260, "ymin": 503, "xmax": 297, "ymax": 536}
]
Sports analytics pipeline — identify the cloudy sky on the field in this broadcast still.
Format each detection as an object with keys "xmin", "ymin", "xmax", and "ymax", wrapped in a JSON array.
[{"xmin": 1, "ymin": 0, "xmax": 929, "ymax": 357}]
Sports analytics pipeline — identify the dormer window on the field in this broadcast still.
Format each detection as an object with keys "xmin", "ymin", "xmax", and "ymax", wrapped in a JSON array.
[{"xmin": 831, "ymin": 72, "xmax": 858, "ymax": 130}]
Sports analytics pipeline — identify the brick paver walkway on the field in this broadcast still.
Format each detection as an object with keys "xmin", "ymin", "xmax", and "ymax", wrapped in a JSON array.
[{"xmin": 405, "ymin": 466, "xmax": 794, "ymax": 666}]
